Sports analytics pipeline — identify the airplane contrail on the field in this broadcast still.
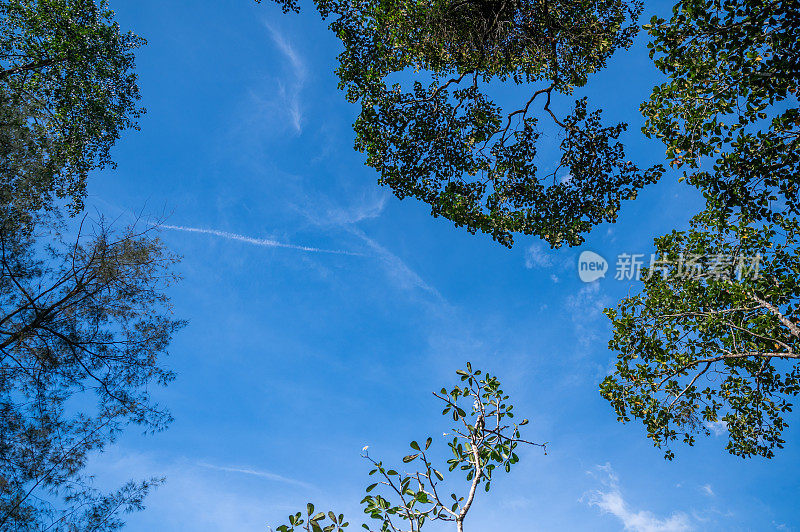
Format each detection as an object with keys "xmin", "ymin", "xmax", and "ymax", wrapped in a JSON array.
[
  {"xmin": 157, "ymin": 223, "xmax": 362, "ymax": 256},
  {"xmin": 196, "ymin": 462, "xmax": 314, "ymax": 489}
]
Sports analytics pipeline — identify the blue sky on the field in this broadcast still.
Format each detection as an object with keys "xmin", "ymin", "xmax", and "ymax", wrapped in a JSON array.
[{"xmin": 85, "ymin": 1, "xmax": 799, "ymax": 530}]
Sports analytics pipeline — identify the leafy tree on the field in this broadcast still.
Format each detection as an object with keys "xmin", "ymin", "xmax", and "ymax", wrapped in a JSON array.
[
  {"xmin": 602, "ymin": 211, "xmax": 799, "ymax": 459},
  {"xmin": 274, "ymin": 504, "xmax": 349, "ymax": 532},
  {"xmin": 601, "ymin": 0, "xmax": 800, "ymax": 458},
  {"xmin": 0, "ymin": 217, "xmax": 183, "ymax": 531},
  {"xmin": 274, "ymin": 364, "xmax": 544, "ymax": 532},
  {"xmin": 641, "ymin": 0, "xmax": 799, "ymax": 223},
  {"xmin": 0, "ymin": 1, "xmax": 184, "ymax": 528},
  {"xmin": 265, "ymin": 0, "xmax": 662, "ymax": 247},
  {"xmin": 267, "ymin": 0, "xmax": 800, "ymax": 459},
  {"xmin": 0, "ymin": 0, "xmax": 144, "ymax": 215}
]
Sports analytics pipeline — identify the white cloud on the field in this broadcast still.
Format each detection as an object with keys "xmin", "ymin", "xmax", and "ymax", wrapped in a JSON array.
[
  {"xmin": 704, "ymin": 420, "xmax": 728, "ymax": 436},
  {"xmin": 295, "ymin": 189, "xmax": 386, "ymax": 228},
  {"xmin": 347, "ymin": 226, "xmax": 442, "ymax": 300},
  {"xmin": 298, "ymin": 193, "xmax": 444, "ymax": 301},
  {"xmin": 590, "ymin": 491, "xmax": 693, "ymax": 532},
  {"xmin": 566, "ymin": 281, "xmax": 608, "ymax": 319},
  {"xmin": 565, "ymin": 281, "xmax": 611, "ymax": 349},
  {"xmin": 264, "ymin": 23, "xmax": 306, "ymax": 134},
  {"xmin": 324, "ymin": 192, "xmax": 387, "ymax": 226},
  {"xmin": 586, "ymin": 464, "xmax": 693, "ymax": 532},
  {"xmin": 87, "ymin": 450, "xmax": 310, "ymax": 532},
  {"xmin": 525, "ymin": 243, "xmax": 554, "ymax": 269},
  {"xmin": 278, "ymin": 83, "xmax": 303, "ymax": 133},
  {"xmin": 265, "ymin": 24, "xmax": 306, "ymax": 82},
  {"xmin": 700, "ymin": 484, "xmax": 714, "ymax": 497},
  {"xmin": 594, "ymin": 462, "xmax": 619, "ymax": 484}
]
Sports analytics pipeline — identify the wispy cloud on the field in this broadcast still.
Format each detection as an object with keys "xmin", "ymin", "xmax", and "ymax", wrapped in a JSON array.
[
  {"xmin": 347, "ymin": 226, "xmax": 442, "ymax": 299},
  {"xmin": 158, "ymin": 223, "xmax": 361, "ymax": 256},
  {"xmin": 704, "ymin": 420, "xmax": 727, "ymax": 436},
  {"xmin": 325, "ymin": 193, "xmax": 387, "ymax": 226},
  {"xmin": 197, "ymin": 462, "xmax": 313, "ymax": 490},
  {"xmin": 586, "ymin": 463, "xmax": 693, "ymax": 532},
  {"xmin": 265, "ymin": 25, "xmax": 305, "ymax": 80},
  {"xmin": 524, "ymin": 243, "xmax": 574, "ymax": 284},
  {"xmin": 298, "ymin": 192, "xmax": 445, "ymax": 301},
  {"xmin": 87, "ymin": 448, "xmax": 311, "ymax": 532},
  {"xmin": 525, "ymin": 243, "xmax": 554, "ymax": 269},
  {"xmin": 565, "ymin": 281, "xmax": 610, "ymax": 349},
  {"xmin": 264, "ymin": 23, "xmax": 306, "ymax": 133},
  {"xmin": 566, "ymin": 282, "xmax": 609, "ymax": 320}
]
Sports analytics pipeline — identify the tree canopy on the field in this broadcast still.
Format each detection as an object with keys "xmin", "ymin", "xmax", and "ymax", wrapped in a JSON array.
[
  {"xmin": 0, "ymin": 0, "xmax": 143, "ymax": 216},
  {"xmin": 641, "ymin": 0, "xmax": 799, "ymax": 223},
  {"xmin": 602, "ymin": 0, "xmax": 800, "ymax": 458},
  {"xmin": 267, "ymin": 0, "xmax": 800, "ymax": 459},
  {"xmin": 267, "ymin": 0, "xmax": 662, "ymax": 247},
  {"xmin": 0, "ymin": 1, "xmax": 181, "ymax": 529},
  {"xmin": 0, "ymin": 220, "xmax": 183, "ymax": 530},
  {"xmin": 602, "ymin": 212, "xmax": 799, "ymax": 459}
]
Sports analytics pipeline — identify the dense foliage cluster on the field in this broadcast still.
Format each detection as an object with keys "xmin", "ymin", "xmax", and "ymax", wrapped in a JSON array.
[
  {"xmin": 602, "ymin": 212, "xmax": 800, "ymax": 458},
  {"xmin": 0, "ymin": 0, "xmax": 143, "ymax": 215},
  {"xmin": 267, "ymin": 0, "xmax": 662, "ymax": 247},
  {"xmin": 0, "ymin": 220, "xmax": 183, "ymax": 530},
  {"xmin": 641, "ymin": 0, "xmax": 799, "ymax": 222},
  {"xmin": 0, "ymin": 1, "xmax": 181, "ymax": 529},
  {"xmin": 603, "ymin": 0, "xmax": 800, "ymax": 458}
]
